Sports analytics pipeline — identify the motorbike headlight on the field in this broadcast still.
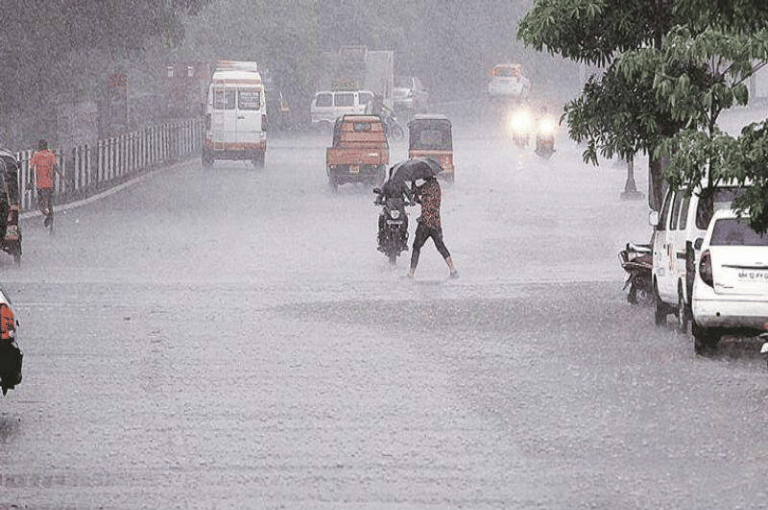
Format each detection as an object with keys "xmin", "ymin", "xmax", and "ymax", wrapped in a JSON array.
[
  {"xmin": 390, "ymin": 209, "xmax": 401, "ymax": 219},
  {"xmin": 538, "ymin": 117, "xmax": 557, "ymax": 136},
  {"xmin": 507, "ymin": 109, "xmax": 532, "ymax": 136}
]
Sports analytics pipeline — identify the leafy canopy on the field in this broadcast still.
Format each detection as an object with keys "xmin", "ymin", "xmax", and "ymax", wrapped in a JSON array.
[{"xmin": 519, "ymin": 0, "xmax": 768, "ymax": 232}]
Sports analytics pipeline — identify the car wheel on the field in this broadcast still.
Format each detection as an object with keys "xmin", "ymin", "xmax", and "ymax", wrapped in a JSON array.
[
  {"xmin": 328, "ymin": 176, "xmax": 338, "ymax": 193},
  {"xmin": 654, "ymin": 282, "xmax": 668, "ymax": 326},
  {"xmin": 202, "ymin": 150, "xmax": 214, "ymax": 168},
  {"xmin": 692, "ymin": 321, "xmax": 720, "ymax": 354},
  {"xmin": 676, "ymin": 287, "xmax": 689, "ymax": 334}
]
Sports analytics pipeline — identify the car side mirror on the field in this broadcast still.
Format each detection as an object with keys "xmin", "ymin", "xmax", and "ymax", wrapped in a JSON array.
[
  {"xmin": 373, "ymin": 188, "xmax": 381, "ymax": 194},
  {"xmin": 649, "ymin": 211, "xmax": 659, "ymax": 228},
  {"xmin": 694, "ymin": 238, "xmax": 703, "ymax": 250}
]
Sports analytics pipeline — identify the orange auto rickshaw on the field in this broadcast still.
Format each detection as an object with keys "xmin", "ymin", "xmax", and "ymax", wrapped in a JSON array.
[{"xmin": 407, "ymin": 114, "xmax": 454, "ymax": 182}]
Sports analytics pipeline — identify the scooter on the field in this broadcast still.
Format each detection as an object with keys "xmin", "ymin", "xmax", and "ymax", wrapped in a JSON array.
[
  {"xmin": 618, "ymin": 242, "xmax": 653, "ymax": 305},
  {"xmin": 535, "ymin": 115, "xmax": 557, "ymax": 159},
  {"xmin": 373, "ymin": 184, "xmax": 411, "ymax": 265}
]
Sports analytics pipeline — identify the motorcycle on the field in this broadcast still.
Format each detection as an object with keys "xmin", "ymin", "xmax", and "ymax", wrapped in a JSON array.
[
  {"xmin": 383, "ymin": 110, "xmax": 406, "ymax": 141},
  {"xmin": 618, "ymin": 242, "xmax": 653, "ymax": 305},
  {"xmin": 373, "ymin": 181, "xmax": 411, "ymax": 265},
  {"xmin": 507, "ymin": 106, "xmax": 533, "ymax": 148},
  {"xmin": 535, "ymin": 114, "xmax": 557, "ymax": 159}
]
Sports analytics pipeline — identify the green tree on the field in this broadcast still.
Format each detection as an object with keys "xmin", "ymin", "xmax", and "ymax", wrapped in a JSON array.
[{"xmin": 518, "ymin": 0, "xmax": 768, "ymax": 229}]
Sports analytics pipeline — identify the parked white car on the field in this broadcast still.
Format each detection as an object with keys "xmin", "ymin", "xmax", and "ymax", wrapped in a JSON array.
[{"xmin": 691, "ymin": 209, "xmax": 768, "ymax": 353}]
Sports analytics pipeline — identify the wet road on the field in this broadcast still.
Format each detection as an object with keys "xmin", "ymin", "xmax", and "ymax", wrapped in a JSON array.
[{"xmin": 1, "ymin": 121, "xmax": 768, "ymax": 509}]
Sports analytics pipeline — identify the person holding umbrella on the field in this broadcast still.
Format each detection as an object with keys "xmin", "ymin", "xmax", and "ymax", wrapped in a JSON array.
[{"xmin": 405, "ymin": 159, "xmax": 458, "ymax": 279}]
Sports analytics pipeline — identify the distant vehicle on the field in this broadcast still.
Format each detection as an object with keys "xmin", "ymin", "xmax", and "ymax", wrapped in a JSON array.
[
  {"xmin": 202, "ymin": 61, "xmax": 267, "ymax": 169},
  {"xmin": 313, "ymin": 46, "xmax": 394, "ymax": 112},
  {"xmin": 507, "ymin": 105, "xmax": 534, "ymax": 148},
  {"xmin": 691, "ymin": 209, "xmax": 768, "ymax": 353},
  {"xmin": 0, "ymin": 150, "xmax": 21, "ymax": 264},
  {"xmin": 488, "ymin": 63, "xmax": 531, "ymax": 100},
  {"xmin": 310, "ymin": 90, "xmax": 373, "ymax": 129},
  {"xmin": 326, "ymin": 115, "xmax": 389, "ymax": 192},
  {"xmin": 407, "ymin": 115, "xmax": 454, "ymax": 182},
  {"xmin": 650, "ymin": 181, "xmax": 745, "ymax": 332},
  {"xmin": 534, "ymin": 113, "xmax": 557, "ymax": 159},
  {"xmin": 393, "ymin": 76, "xmax": 429, "ymax": 117}
]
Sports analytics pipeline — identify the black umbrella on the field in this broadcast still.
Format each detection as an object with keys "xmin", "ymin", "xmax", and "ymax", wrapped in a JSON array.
[{"xmin": 389, "ymin": 157, "xmax": 443, "ymax": 185}]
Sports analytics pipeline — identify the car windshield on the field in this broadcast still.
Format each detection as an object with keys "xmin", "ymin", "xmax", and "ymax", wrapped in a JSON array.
[
  {"xmin": 710, "ymin": 218, "xmax": 768, "ymax": 246},
  {"xmin": 315, "ymin": 93, "xmax": 332, "ymax": 107},
  {"xmin": 409, "ymin": 124, "xmax": 452, "ymax": 150},
  {"xmin": 334, "ymin": 93, "xmax": 354, "ymax": 107}
]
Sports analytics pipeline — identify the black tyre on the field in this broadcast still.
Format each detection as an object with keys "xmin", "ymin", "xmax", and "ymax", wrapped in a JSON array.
[
  {"xmin": 328, "ymin": 176, "xmax": 338, "ymax": 193},
  {"xmin": 202, "ymin": 150, "xmax": 214, "ymax": 168},
  {"xmin": 654, "ymin": 283, "xmax": 668, "ymax": 326},
  {"xmin": 676, "ymin": 287, "xmax": 690, "ymax": 334},
  {"xmin": 692, "ymin": 321, "xmax": 720, "ymax": 354},
  {"xmin": 388, "ymin": 251, "xmax": 397, "ymax": 266},
  {"xmin": 627, "ymin": 283, "xmax": 638, "ymax": 305}
]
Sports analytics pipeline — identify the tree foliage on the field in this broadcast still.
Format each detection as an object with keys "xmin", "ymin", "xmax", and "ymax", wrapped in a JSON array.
[{"xmin": 519, "ymin": 0, "xmax": 768, "ymax": 231}]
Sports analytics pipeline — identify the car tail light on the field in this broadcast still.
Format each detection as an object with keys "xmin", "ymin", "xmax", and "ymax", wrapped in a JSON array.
[
  {"xmin": 262, "ymin": 114, "xmax": 267, "ymax": 132},
  {"xmin": 699, "ymin": 249, "xmax": 713, "ymax": 287},
  {"xmin": 0, "ymin": 303, "xmax": 15, "ymax": 339}
]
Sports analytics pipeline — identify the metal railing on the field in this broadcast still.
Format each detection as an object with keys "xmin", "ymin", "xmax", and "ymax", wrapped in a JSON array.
[{"xmin": 16, "ymin": 118, "xmax": 203, "ymax": 213}]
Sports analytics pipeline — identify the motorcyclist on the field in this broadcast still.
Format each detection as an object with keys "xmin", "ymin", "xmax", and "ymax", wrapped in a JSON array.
[{"xmin": 376, "ymin": 176, "xmax": 413, "ymax": 249}]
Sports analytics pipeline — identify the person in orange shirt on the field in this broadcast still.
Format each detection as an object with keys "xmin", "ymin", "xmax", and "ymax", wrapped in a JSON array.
[{"xmin": 28, "ymin": 139, "xmax": 61, "ymax": 227}]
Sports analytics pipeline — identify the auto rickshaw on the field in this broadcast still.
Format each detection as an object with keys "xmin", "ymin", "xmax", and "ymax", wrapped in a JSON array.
[
  {"xmin": 407, "ymin": 114, "xmax": 454, "ymax": 182},
  {"xmin": 0, "ymin": 150, "xmax": 21, "ymax": 264}
]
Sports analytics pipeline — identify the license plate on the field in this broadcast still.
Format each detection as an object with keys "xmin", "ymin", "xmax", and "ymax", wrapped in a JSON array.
[
  {"xmin": 737, "ymin": 269, "xmax": 768, "ymax": 283},
  {"xmin": 386, "ymin": 220, "xmax": 403, "ymax": 226},
  {"xmin": 350, "ymin": 165, "xmax": 360, "ymax": 174}
]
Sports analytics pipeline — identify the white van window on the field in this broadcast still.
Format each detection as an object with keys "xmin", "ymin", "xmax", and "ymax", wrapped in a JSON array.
[
  {"xmin": 678, "ymin": 196, "xmax": 691, "ymax": 230},
  {"xmin": 658, "ymin": 191, "xmax": 674, "ymax": 231},
  {"xmin": 238, "ymin": 89, "xmax": 261, "ymax": 110},
  {"xmin": 670, "ymin": 191, "xmax": 684, "ymax": 231},
  {"xmin": 315, "ymin": 93, "xmax": 332, "ymax": 108},
  {"xmin": 335, "ymin": 93, "xmax": 355, "ymax": 107},
  {"xmin": 214, "ymin": 89, "xmax": 236, "ymax": 110}
]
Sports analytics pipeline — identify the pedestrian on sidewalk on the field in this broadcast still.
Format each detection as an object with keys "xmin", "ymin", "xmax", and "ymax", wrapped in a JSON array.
[{"xmin": 28, "ymin": 139, "xmax": 61, "ymax": 227}]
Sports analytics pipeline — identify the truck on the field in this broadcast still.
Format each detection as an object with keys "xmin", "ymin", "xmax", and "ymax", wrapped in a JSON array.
[
  {"xmin": 202, "ymin": 60, "xmax": 267, "ymax": 169},
  {"xmin": 314, "ymin": 46, "xmax": 394, "ymax": 114}
]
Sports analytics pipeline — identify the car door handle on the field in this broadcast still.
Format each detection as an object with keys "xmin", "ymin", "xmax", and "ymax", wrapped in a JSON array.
[{"xmin": 237, "ymin": 116, "xmax": 245, "ymax": 119}]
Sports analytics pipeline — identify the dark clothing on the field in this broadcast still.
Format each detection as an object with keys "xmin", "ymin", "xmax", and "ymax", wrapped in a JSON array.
[
  {"xmin": 414, "ymin": 178, "xmax": 441, "ymax": 228},
  {"xmin": 410, "ymin": 222, "xmax": 451, "ymax": 270}
]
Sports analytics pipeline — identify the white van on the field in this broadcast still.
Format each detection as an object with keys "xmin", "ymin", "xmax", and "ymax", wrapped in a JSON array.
[
  {"xmin": 202, "ymin": 61, "xmax": 267, "ymax": 169},
  {"xmin": 310, "ymin": 90, "xmax": 374, "ymax": 128},
  {"xmin": 650, "ymin": 182, "xmax": 744, "ymax": 330}
]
